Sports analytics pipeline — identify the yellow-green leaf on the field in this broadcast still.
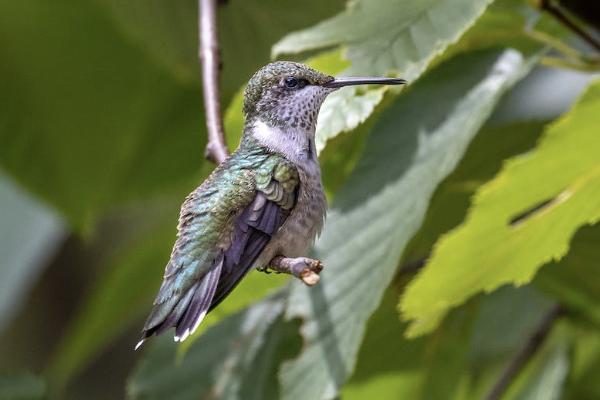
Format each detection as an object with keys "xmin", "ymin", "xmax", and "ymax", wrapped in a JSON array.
[{"xmin": 401, "ymin": 79, "xmax": 600, "ymax": 337}]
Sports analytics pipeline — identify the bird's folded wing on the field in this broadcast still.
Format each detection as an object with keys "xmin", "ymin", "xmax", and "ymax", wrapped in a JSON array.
[
  {"xmin": 211, "ymin": 159, "xmax": 299, "ymax": 310},
  {"xmin": 139, "ymin": 155, "xmax": 299, "ymax": 342}
]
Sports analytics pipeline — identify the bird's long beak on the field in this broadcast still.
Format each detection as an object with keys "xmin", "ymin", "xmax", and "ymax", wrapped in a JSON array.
[{"xmin": 323, "ymin": 77, "xmax": 406, "ymax": 88}]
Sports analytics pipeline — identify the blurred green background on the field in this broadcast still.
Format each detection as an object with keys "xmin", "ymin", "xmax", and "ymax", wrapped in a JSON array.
[{"xmin": 0, "ymin": 0, "xmax": 599, "ymax": 399}]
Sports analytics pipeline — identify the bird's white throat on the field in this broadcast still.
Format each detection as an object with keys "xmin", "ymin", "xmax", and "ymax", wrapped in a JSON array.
[{"xmin": 251, "ymin": 120, "xmax": 318, "ymax": 167}]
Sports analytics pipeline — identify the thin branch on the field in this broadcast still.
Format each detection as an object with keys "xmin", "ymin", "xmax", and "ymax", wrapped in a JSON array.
[
  {"xmin": 267, "ymin": 256, "xmax": 324, "ymax": 286},
  {"xmin": 526, "ymin": 30, "xmax": 587, "ymax": 61},
  {"xmin": 540, "ymin": 55, "xmax": 600, "ymax": 72},
  {"xmin": 199, "ymin": 0, "xmax": 229, "ymax": 164},
  {"xmin": 537, "ymin": 0, "xmax": 600, "ymax": 52},
  {"xmin": 485, "ymin": 305, "xmax": 564, "ymax": 400}
]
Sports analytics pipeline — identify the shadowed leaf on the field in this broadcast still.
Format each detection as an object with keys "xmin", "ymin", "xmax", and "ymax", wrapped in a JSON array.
[
  {"xmin": 127, "ymin": 293, "xmax": 291, "ymax": 400},
  {"xmin": 279, "ymin": 49, "xmax": 536, "ymax": 400},
  {"xmin": 0, "ymin": 175, "xmax": 65, "ymax": 334}
]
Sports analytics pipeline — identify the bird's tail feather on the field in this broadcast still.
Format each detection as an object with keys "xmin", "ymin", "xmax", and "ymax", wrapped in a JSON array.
[
  {"xmin": 174, "ymin": 258, "xmax": 222, "ymax": 342},
  {"xmin": 209, "ymin": 230, "xmax": 269, "ymax": 312},
  {"xmin": 135, "ymin": 258, "xmax": 223, "ymax": 350}
]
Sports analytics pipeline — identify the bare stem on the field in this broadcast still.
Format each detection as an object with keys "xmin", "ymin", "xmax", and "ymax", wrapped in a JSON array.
[
  {"xmin": 540, "ymin": 55, "xmax": 600, "ymax": 72},
  {"xmin": 199, "ymin": 0, "xmax": 229, "ymax": 164},
  {"xmin": 268, "ymin": 256, "xmax": 324, "ymax": 286},
  {"xmin": 485, "ymin": 305, "xmax": 564, "ymax": 400},
  {"xmin": 526, "ymin": 30, "xmax": 586, "ymax": 61},
  {"xmin": 537, "ymin": 0, "xmax": 600, "ymax": 52}
]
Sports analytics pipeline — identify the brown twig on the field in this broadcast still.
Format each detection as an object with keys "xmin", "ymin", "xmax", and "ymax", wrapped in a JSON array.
[
  {"xmin": 485, "ymin": 305, "xmax": 564, "ymax": 400},
  {"xmin": 268, "ymin": 256, "xmax": 324, "ymax": 286},
  {"xmin": 537, "ymin": 0, "xmax": 600, "ymax": 52},
  {"xmin": 199, "ymin": 0, "xmax": 229, "ymax": 164}
]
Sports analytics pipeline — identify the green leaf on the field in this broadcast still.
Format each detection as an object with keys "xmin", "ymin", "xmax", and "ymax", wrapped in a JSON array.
[
  {"xmin": 0, "ymin": 0, "xmax": 206, "ymax": 231},
  {"xmin": 462, "ymin": 287, "xmax": 558, "ymax": 400},
  {"xmin": 504, "ymin": 323, "xmax": 570, "ymax": 400},
  {"xmin": 535, "ymin": 224, "xmax": 600, "ymax": 327},
  {"xmin": 343, "ymin": 289, "xmax": 472, "ymax": 400},
  {"xmin": 514, "ymin": 344, "xmax": 569, "ymax": 400},
  {"xmin": 0, "ymin": 174, "xmax": 65, "ymax": 333},
  {"xmin": 565, "ymin": 322, "xmax": 600, "ymax": 399},
  {"xmin": 402, "ymin": 65, "xmax": 595, "ymax": 267},
  {"xmin": 279, "ymin": 49, "xmax": 535, "ymax": 400},
  {"xmin": 274, "ymin": 0, "xmax": 494, "ymax": 149},
  {"xmin": 439, "ymin": 0, "xmax": 539, "ymax": 62},
  {"xmin": 468, "ymin": 287, "xmax": 555, "ymax": 370},
  {"xmin": 0, "ymin": 373, "xmax": 45, "ymax": 400},
  {"xmin": 401, "ymin": 79, "xmax": 600, "ymax": 337},
  {"xmin": 127, "ymin": 293, "xmax": 289, "ymax": 400},
  {"xmin": 345, "ymin": 286, "xmax": 556, "ymax": 400},
  {"xmin": 274, "ymin": 0, "xmax": 493, "ymax": 78},
  {"xmin": 403, "ymin": 121, "xmax": 546, "ymax": 262}
]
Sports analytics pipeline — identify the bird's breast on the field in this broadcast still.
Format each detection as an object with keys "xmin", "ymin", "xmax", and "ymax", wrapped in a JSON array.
[{"xmin": 256, "ymin": 163, "xmax": 326, "ymax": 264}]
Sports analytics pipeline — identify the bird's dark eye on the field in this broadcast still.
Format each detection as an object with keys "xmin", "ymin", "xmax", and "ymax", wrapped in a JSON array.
[{"xmin": 284, "ymin": 76, "xmax": 298, "ymax": 88}]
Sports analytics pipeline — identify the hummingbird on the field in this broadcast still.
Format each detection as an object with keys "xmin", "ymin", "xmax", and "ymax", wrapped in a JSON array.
[{"xmin": 136, "ymin": 61, "xmax": 405, "ymax": 349}]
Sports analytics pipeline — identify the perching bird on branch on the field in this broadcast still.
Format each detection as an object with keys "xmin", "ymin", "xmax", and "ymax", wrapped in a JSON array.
[{"xmin": 136, "ymin": 62, "xmax": 405, "ymax": 349}]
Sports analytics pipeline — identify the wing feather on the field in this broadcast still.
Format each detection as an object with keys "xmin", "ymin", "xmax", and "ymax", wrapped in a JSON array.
[{"xmin": 136, "ymin": 153, "xmax": 298, "ymax": 348}]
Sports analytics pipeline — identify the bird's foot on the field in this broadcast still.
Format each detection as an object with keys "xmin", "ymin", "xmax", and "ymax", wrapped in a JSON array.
[
  {"xmin": 269, "ymin": 256, "xmax": 324, "ymax": 286},
  {"xmin": 257, "ymin": 266, "xmax": 282, "ymax": 274}
]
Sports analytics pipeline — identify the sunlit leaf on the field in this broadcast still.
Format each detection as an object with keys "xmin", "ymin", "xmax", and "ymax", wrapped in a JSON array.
[
  {"xmin": 401, "ymin": 79, "xmax": 600, "ymax": 337},
  {"xmin": 274, "ymin": 0, "xmax": 493, "ymax": 77}
]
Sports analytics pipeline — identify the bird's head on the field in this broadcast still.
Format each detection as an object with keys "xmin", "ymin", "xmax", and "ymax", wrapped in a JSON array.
[{"xmin": 243, "ymin": 61, "xmax": 405, "ymax": 130}]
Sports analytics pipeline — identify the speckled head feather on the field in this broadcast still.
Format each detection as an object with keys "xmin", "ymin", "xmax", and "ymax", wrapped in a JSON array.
[{"xmin": 243, "ymin": 61, "xmax": 335, "ymax": 128}]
